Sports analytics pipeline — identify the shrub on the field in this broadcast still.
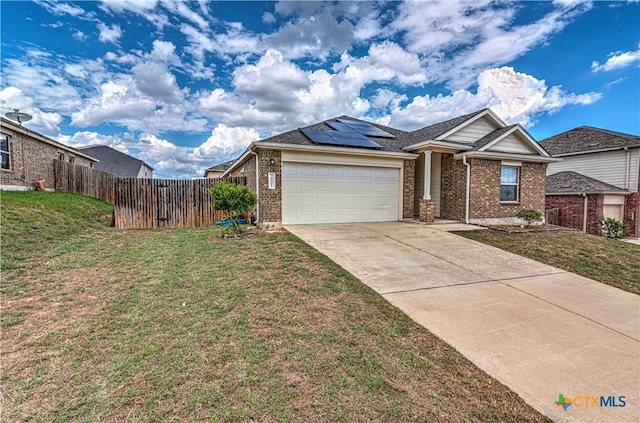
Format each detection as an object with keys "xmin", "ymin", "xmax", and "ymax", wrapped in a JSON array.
[
  {"xmin": 598, "ymin": 216, "xmax": 629, "ymax": 239},
  {"xmin": 209, "ymin": 181, "xmax": 257, "ymax": 234},
  {"xmin": 516, "ymin": 208, "xmax": 543, "ymax": 227}
]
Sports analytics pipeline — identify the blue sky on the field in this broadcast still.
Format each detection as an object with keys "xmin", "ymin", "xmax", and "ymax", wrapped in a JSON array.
[{"xmin": 1, "ymin": 0, "xmax": 638, "ymax": 179}]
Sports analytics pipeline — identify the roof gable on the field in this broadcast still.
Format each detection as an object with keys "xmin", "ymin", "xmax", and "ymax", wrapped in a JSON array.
[
  {"xmin": 411, "ymin": 109, "xmax": 488, "ymax": 141},
  {"xmin": 540, "ymin": 126, "xmax": 640, "ymax": 156}
]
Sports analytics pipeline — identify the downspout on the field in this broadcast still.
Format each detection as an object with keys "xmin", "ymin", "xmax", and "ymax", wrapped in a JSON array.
[
  {"xmin": 624, "ymin": 147, "xmax": 630, "ymax": 190},
  {"xmin": 463, "ymin": 155, "xmax": 470, "ymax": 224},
  {"xmin": 582, "ymin": 193, "xmax": 588, "ymax": 233},
  {"xmin": 250, "ymin": 148, "xmax": 260, "ymax": 227}
]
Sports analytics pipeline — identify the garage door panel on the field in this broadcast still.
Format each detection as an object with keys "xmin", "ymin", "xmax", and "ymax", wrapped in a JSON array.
[{"xmin": 283, "ymin": 162, "xmax": 399, "ymax": 224}]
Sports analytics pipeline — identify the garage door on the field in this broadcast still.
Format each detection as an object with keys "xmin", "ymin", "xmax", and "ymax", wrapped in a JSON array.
[{"xmin": 282, "ymin": 162, "xmax": 399, "ymax": 224}]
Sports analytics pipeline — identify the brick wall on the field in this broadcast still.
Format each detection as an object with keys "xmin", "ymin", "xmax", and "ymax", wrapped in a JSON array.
[
  {"xmin": 624, "ymin": 192, "xmax": 640, "ymax": 237},
  {"xmin": 228, "ymin": 154, "xmax": 257, "ymax": 192},
  {"xmin": 1, "ymin": 128, "xmax": 93, "ymax": 190},
  {"xmin": 402, "ymin": 159, "xmax": 415, "ymax": 219},
  {"xmin": 440, "ymin": 153, "xmax": 467, "ymax": 220},
  {"xmin": 469, "ymin": 159, "xmax": 547, "ymax": 220},
  {"xmin": 545, "ymin": 194, "xmax": 604, "ymax": 234},
  {"xmin": 257, "ymin": 149, "xmax": 282, "ymax": 227}
]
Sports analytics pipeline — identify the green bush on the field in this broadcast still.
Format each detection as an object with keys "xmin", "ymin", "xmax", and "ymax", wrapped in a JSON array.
[
  {"xmin": 516, "ymin": 208, "xmax": 543, "ymax": 227},
  {"xmin": 209, "ymin": 181, "xmax": 257, "ymax": 234},
  {"xmin": 598, "ymin": 216, "xmax": 629, "ymax": 239}
]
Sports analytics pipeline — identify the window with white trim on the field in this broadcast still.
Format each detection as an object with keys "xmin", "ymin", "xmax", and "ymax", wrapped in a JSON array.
[
  {"xmin": 500, "ymin": 165, "xmax": 519, "ymax": 202},
  {"xmin": 1, "ymin": 134, "xmax": 10, "ymax": 170}
]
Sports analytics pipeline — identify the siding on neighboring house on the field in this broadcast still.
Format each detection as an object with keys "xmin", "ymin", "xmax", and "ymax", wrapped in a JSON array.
[{"xmin": 547, "ymin": 149, "xmax": 640, "ymax": 191}]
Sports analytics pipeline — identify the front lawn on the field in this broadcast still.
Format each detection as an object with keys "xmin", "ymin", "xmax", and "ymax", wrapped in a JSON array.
[
  {"xmin": 0, "ymin": 191, "xmax": 549, "ymax": 422},
  {"xmin": 453, "ymin": 229, "xmax": 640, "ymax": 295}
]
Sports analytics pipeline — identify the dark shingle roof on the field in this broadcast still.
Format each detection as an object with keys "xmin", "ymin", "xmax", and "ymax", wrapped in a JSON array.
[
  {"xmin": 411, "ymin": 109, "xmax": 487, "ymax": 141},
  {"xmin": 539, "ymin": 126, "xmax": 640, "ymax": 156},
  {"xmin": 258, "ymin": 115, "xmax": 413, "ymax": 153},
  {"xmin": 77, "ymin": 145, "xmax": 152, "ymax": 178},
  {"xmin": 205, "ymin": 160, "xmax": 234, "ymax": 172},
  {"xmin": 546, "ymin": 171, "xmax": 628, "ymax": 194}
]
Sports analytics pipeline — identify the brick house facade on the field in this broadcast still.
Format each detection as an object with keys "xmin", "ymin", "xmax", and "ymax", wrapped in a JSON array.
[
  {"xmin": 1, "ymin": 117, "xmax": 96, "ymax": 191},
  {"xmin": 223, "ymin": 109, "xmax": 556, "ymax": 228}
]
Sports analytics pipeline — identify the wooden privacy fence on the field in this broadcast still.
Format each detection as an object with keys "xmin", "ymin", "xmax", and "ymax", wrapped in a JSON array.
[
  {"xmin": 54, "ymin": 160, "xmax": 117, "ymax": 203},
  {"xmin": 114, "ymin": 177, "xmax": 245, "ymax": 229},
  {"xmin": 545, "ymin": 208, "xmax": 560, "ymax": 226},
  {"xmin": 54, "ymin": 160, "xmax": 247, "ymax": 229}
]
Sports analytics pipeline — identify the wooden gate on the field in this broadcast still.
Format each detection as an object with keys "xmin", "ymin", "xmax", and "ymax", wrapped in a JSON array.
[{"xmin": 114, "ymin": 177, "xmax": 246, "ymax": 229}]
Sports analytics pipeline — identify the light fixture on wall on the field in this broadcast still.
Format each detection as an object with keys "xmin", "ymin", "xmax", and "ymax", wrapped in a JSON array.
[{"xmin": 269, "ymin": 158, "xmax": 276, "ymax": 166}]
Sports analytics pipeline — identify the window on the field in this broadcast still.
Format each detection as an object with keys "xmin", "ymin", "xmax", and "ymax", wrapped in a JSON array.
[
  {"xmin": 500, "ymin": 166, "xmax": 519, "ymax": 202},
  {"xmin": 57, "ymin": 152, "xmax": 65, "ymax": 161},
  {"xmin": 69, "ymin": 156, "xmax": 75, "ymax": 163},
  {"xmin": 1, "ymin": 134, "xmax": 10, "ymax": 170}
]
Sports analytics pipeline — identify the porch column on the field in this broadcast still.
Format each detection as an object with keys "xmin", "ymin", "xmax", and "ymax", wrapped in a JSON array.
[{"xmin": 423, "ymin": 151, "xmax": 432, "ymax": 200}]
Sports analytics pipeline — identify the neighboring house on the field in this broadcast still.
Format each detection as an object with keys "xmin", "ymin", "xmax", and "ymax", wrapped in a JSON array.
[
  {"xmin": 0, "ymin": 116, "xmax": 97, "ymax": 191},
  {"xmin": 203, "ymin": 160, "xmax": 234, "ymax": 178},
  {"xmin": 222, "ymin": 108, "xmax": 557, "ymax": 229},
  {"xmin": 540, "ymin": 126, "xmax": 640, "ymax": 237},
  {"xmin": 77, "ymin": 145, "xmax": 153, "ymax": 178}
]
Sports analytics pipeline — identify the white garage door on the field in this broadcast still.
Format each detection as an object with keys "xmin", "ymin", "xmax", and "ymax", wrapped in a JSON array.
[{"xmin": 282, "ymin": 162, "xmax": 399, "ymax": 224}]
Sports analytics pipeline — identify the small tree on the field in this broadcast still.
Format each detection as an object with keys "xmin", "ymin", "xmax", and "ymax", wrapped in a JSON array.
[
  {"xmin": 517, "ymin": 208, "xmax": 543, "ymax": 227},
  {"xmin": 209, "ymin": 181, "xmax": 257, "ymax": 234}
]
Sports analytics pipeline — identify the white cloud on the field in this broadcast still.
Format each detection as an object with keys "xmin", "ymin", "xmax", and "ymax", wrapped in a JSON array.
[
  {"xmin": 266, "ymin": 10, "xmax": 354, "ymax": 60},
  {"xmin": 392, "ymin": 0, "xmax": 592, "ymax": 89},
  {"xmin": 334, "ymin": 41, "xmax": 426, "ymax": 86},
  {"xmin": 72, "ymin": 31, "xmax": 87, "ymax": 41},
  {"xmin": 194, "ymin": 124, "xmax": 260, "ymax": 159},
  {"xmin": 0, "ymin": 87, "xmax": 64, "ymax": 137},
  {"xmin": 592, "ymin": 49, "xmax": 640, "ymax": 72},
  {"xmin": 386, "ymin": 67, "xmax": 602, "ymax": 130},
  {"xmin": 97, "ymin": 22, "xmax": 122, "ymax": 43},
  {"xmin": 262, "ymin": 12, "xmax": 276, "ymax": 24},
  {"xmin": 35, "ymin": 0, "xmax": 86, "ymax": 17}
]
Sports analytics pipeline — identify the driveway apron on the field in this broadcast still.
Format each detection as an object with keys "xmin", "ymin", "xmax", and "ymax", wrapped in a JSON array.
[{"xmin": 285, "ymin": 222, "xmax": 639, "ymax": 423}]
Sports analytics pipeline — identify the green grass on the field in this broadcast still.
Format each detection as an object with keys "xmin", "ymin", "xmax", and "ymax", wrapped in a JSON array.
[
  {"xmin": 453, "ymin": 229, "xmax": 640, "ymax": 295},
  {"xmin": 1, "ymin": 191, "xmax": 549, "ymax": 422},
  {"xmin": 0, "ymin": 190, "xmax": 114, "ymax": 270}
]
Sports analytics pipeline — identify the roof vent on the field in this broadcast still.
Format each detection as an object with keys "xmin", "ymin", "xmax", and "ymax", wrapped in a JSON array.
[{"xmin": 587, "ymin": 142, "xmax": 600, "ymax": 147}]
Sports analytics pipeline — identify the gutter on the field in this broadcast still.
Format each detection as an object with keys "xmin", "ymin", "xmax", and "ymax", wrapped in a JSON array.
[
  {"xmin": 463, "ymin": 155, "xmax": 470, "ymax": 224},
  {"xmin": 582, "ymin": 193, "xmax": 588, "ymax": 233}
]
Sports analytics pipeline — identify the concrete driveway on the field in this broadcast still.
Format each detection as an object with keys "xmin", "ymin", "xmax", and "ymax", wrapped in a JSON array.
[{"xmin": 285, "ymin": 222, "xmax": 639, "ymax": 423}]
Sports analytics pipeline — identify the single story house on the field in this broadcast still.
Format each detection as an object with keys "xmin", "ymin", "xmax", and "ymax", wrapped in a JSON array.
[
  {"xmin": 203, "ymin": 160, "xmax": 234, "ymax": 178},
  {"xmin": 77, "ymin": 145, "xmax": 154, "ymax": 178},
  {"xmin": 540, "ymin": 126, "xmax": 640, "ymax": 237},
  {"xmin": 1, "ymin": 116, "xmax": 97, "ymax": 191},
  {"xmin": 222, "ymin": 108, "xmax": 558, "ymax": 229}
]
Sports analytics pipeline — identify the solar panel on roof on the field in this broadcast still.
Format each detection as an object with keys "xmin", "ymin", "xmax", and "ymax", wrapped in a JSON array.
[
  {"xmin": 300, "ymin": 125, "xmax": 383, "ymax": 149},
  {"xmin": 300, "ymin": 128, "xmax": 340, "ymax": 145},
  {"xmin": 325, "ymin": 121, "xmax": 357, "ymax": 133},
  {"xmin": 337, "ymin": 118, "xmax": 396, "ymax": 138},
  {"xmin": 328, "ymin": 132, "xmax": 382, "ymax": 148}
]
